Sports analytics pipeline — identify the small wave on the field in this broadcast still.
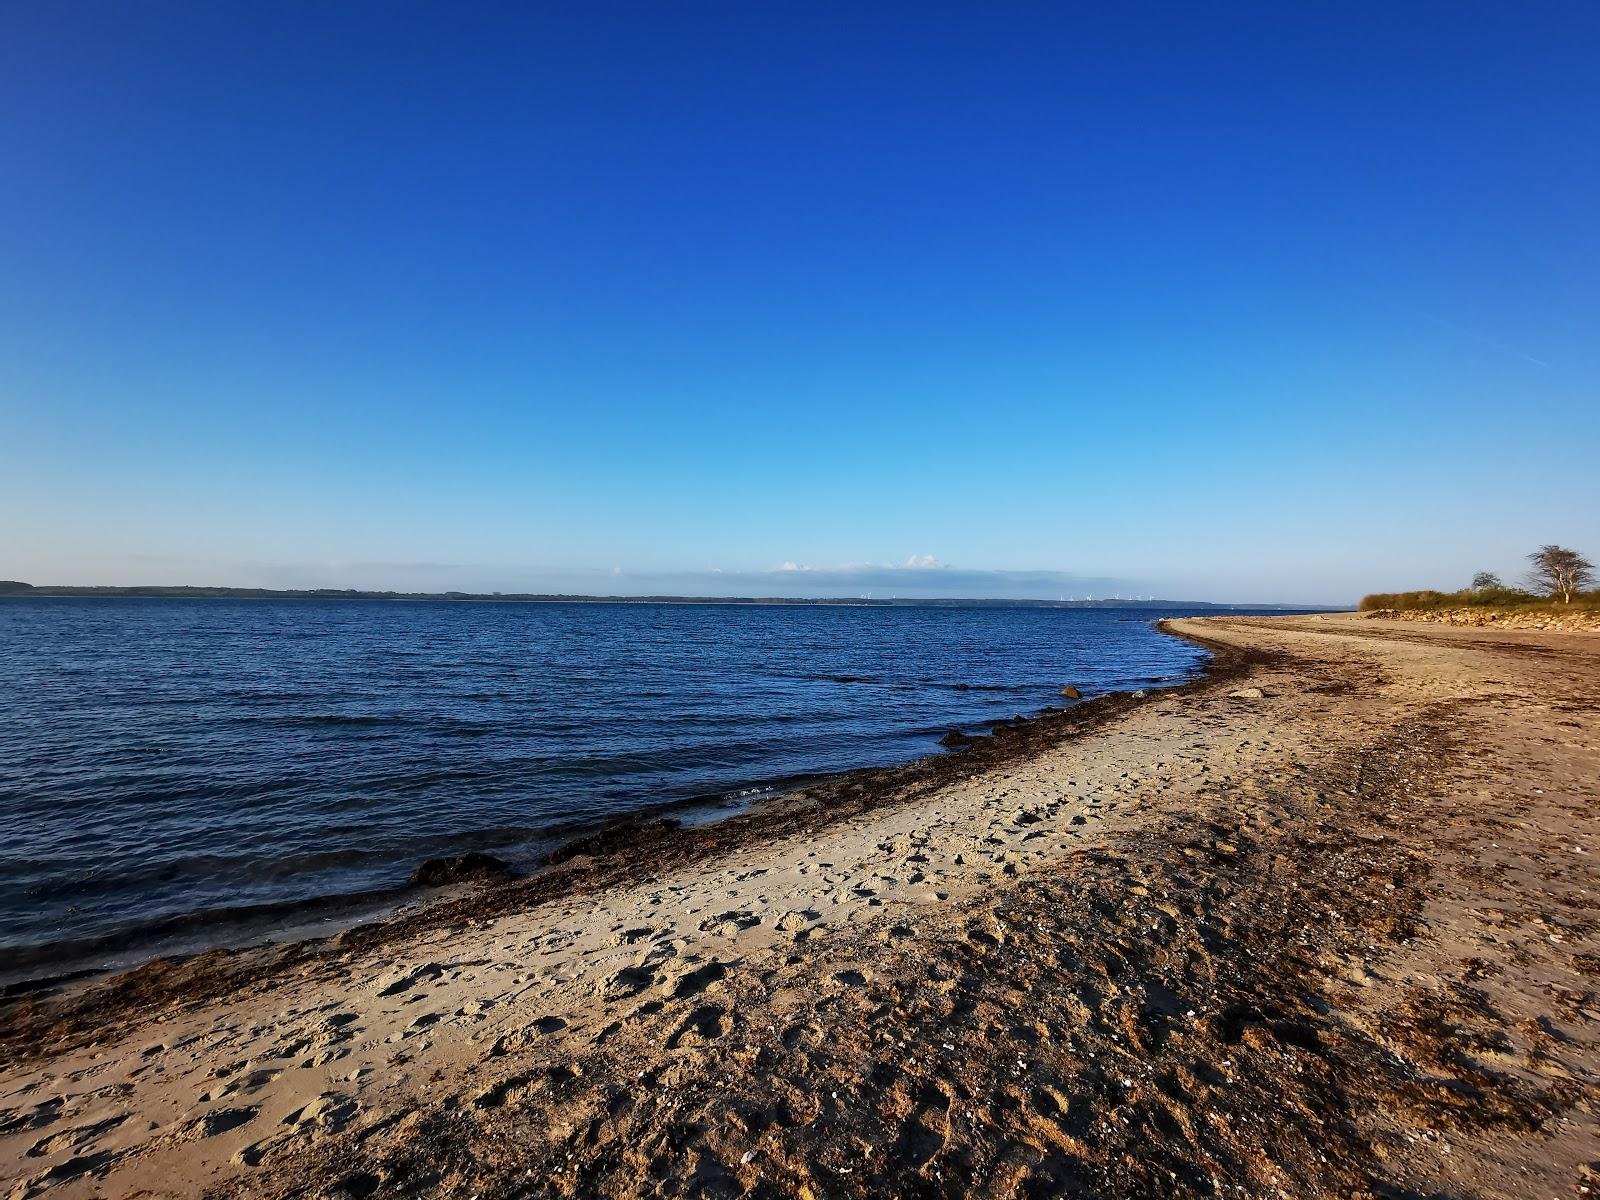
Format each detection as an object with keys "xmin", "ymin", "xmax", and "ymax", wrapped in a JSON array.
[
  {"xmin": 272, "ymin": 714, "xmax": 398, "ymax": 728},
  {"xmin": 1, "ymin": 884, "xmax": 406, "ymax": 980},
  {"xmin": 19, "ymin": 846, "xmax": 392, "ymax": 898},
  {"xmin": 719, "ymin": 783, "xmax": 783, "ymax": 803}
]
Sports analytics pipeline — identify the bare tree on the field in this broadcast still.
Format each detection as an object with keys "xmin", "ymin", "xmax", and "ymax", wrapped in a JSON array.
[
  {"xmin": 1470, "ymin": 571, "xmax": 1501, "ymax": 590},
  {"xmin": 1526, "ymin": 544, "xmax": 1594, "ymax": 603}
]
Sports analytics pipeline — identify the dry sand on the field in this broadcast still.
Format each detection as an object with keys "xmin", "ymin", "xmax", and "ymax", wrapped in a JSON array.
[{"xmin": 3, "ymin": 613, "xmax": 1598, "ymax": 1199}]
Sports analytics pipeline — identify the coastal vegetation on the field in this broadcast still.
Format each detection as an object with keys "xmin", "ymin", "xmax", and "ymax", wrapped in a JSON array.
[{"xmin": 1360, "ymin": 544, "xmax": 1596, "ymax": 612}]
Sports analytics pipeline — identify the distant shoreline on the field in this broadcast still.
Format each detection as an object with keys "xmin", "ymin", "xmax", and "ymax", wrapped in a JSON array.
[{"xmin": 0, "ymin": 581, "xmax": 1334, "ymax": 610}]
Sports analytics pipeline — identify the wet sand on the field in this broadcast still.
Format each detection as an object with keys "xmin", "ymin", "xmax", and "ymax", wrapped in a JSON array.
[{"xmin": 3, "ymin": 613, "xmax": 1598, "ymax": 1199}]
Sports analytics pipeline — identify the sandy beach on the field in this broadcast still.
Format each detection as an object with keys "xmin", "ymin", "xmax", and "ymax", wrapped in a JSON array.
[{"xmin": 4, "ymin": 613, "xmax": 1598, "ymax": 1199}]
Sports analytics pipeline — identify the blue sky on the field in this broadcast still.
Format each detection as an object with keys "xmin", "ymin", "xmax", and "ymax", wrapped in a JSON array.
[{"xmin": 3, "ymin": 2, "xmax": 1596, "ymax": 604}]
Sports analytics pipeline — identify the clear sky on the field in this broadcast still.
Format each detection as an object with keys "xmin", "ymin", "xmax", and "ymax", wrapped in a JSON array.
[{"xmin": 3, "ymin": 2, "xmax": 1596, "ymax": 604}]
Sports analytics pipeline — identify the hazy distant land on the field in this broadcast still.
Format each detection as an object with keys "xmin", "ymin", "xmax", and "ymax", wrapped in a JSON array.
[{"xmin": 0, "ymin": 580, "xmax": 1330, "ymax": 609}]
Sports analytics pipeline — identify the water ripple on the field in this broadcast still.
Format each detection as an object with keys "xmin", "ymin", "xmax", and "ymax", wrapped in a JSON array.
[{"xmin": 0, "ymin": 599, "xmax": 1222, "ymax": 953}]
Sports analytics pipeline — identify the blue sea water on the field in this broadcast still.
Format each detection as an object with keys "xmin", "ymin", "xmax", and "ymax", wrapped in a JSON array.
[{"xmin": 0, "ymin": 599, "xmax": 1244, "ymax": 962}]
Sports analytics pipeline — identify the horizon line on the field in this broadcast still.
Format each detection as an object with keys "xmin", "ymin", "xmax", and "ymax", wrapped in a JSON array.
[{"xmin": 0, "ymin": 581, "xmax": 1345, "ymax": 610}]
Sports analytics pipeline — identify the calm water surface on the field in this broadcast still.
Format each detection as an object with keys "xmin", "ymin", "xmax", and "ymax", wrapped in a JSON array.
[{"xmin": 0, "ymin": 600, "xmax": 1237, "ymax": 962}]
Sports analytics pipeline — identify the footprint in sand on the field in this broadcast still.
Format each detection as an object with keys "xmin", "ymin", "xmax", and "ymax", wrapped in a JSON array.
[
  {"xmin": 0, "ymin": 1096, "xmax": 64, "ymax": 1136},
  {"xmin": 281, "ymin": 1092, "xmax": 360, "ymax": 1138},
  {"xmin": 11, "ymin": 1147, "xmax": 128, "ymax": 1194},
  {"xmin": 231, "ymin": 1093, "xmax": 361, "ymax": 1168},
  {"xmin": 666, "ymin": 1005, "xmax": 730, "ymax": 1049},
  {"xmin": 601, "ymin": 963, "xmax": 657, "ymax": 1000},
  {"xmin": 26, "ymin": 1112, "xmax": 130, "ymax": 1159},
  {"xmin": 206, "ymin": 1067, "xmax": 282, "ymax": 1101},
  {"xmin": 403, "ymin": 1011, "xmax": 447, "ymax": 1036},
  {"xmin": 176, "ymin": 1105, "xmax": 259, "ymax": 1142},
  {"xmin": 776, "ymin": 910, "xmax": 818, "ymax": 935},
  {"xmin": 488, "ymin": 1016, "xmax": 569, "ymax": 1057},
  {"xmin": 697, "ymin": 910, "xmax": 761, "ymax": 936},
  {"xmin": 661, "ymin": 959, "xmax": 729, "ymax": 999},
  {"xmin": 373, "ymin": 962, "xmax": 446, "ymax": 997}
]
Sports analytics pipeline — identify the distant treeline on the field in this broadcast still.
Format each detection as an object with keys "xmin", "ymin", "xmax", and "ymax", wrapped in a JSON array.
[
  {"xmin": 0, "ymin": 581, "xmax": 1318, "ymax": 610},
  {"xmin": 1360, "ymin": 589, "xmax": 1600, "ymax": 612},
  {"xmin": 1358, "ymin": 587, "xmax": 1554, "ymax": 612},
  {"xmin": 1360, "ymin": 545, "xmax": 1597, "ymax": 612}
]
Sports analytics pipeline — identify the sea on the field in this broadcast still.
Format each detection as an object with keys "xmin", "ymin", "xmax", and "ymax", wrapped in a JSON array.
[{"xmin": 0, "ymin": 598, "xmax": 1269, "ymax": 976}]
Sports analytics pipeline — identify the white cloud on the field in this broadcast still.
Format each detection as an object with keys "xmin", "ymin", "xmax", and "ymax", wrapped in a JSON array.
[{"xmin": 903, "ymin": 554, "xmax": 942, "ymax": 569}]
